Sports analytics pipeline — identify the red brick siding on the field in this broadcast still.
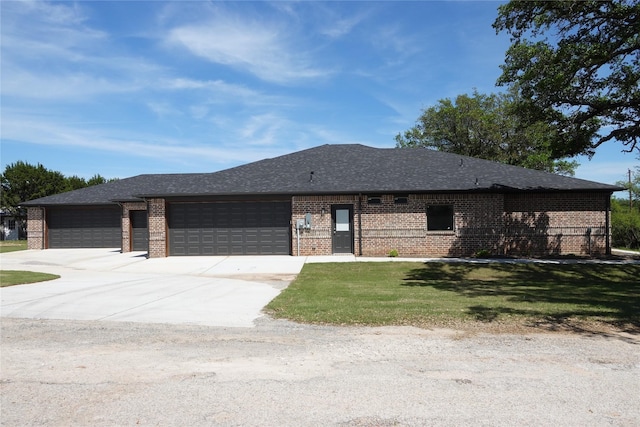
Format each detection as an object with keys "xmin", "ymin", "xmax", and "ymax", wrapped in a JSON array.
[
  {"xmin": 121, "ymin": 202, "xmax": 146, "ymax": 253},
  {"xmin": 503, "ymin": 192, "xmax": 610, "ymax": 256},
  {"xmin": 26, "ymin": 207, "xmax": 45, "ymax": 250},
  {"xmin": 147, "ymin": 198, "xmax": 167, "ymax": 258},
  {"xmin": 292, "ymin": 195, "xmax": 357, "ymax": 256},
  {"xmin": 26, "ymin": 191, "xmax": 610, "ymax": 258},
  {"xmin": 291, "ymin": 192, "xmax": 610, "ymax": 257}
]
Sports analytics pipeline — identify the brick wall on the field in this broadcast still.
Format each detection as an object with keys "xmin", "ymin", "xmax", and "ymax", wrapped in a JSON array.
[
  {"xmin": 26, "ymin": 207, "xmax": 45, "ymax": 250},
  {"xmin": 121, "ymin": 202, "xmax": 147, "ymax": 253},
  {"xmin": 25, "ymin": 191, "xmax": 611, "ymax": 258},
  {"xmin": 429, "ymin": 193, "xmax": 505, "ymax": 257},
  {"xmin": 502, "ymin": 192, "xmax": 610, "ymax": 256},
  {"xmin": 291, "ymin": 192, "xmax": 610, "ymax": 257},
  {"xmin": 292, "ymin": 195, "xmax": 358, "ymax": 256},
  {"xmin": 147, "ymin": 198, "xmax": 167, "ymax": 258}
]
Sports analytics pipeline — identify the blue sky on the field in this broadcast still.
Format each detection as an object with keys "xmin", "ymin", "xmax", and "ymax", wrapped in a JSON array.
[{"xmin": 1, "ymin": 0, "xmax": 637, "ymax": 186}]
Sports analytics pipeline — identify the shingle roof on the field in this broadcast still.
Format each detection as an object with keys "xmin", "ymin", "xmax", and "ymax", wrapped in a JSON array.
[
  {"xmin": 20, "ymin": 174, "xmax": 200, "ymax": 206},
  {"xmin": 22, "ymin": 144, "xmax": 622, "ymax": 206}
]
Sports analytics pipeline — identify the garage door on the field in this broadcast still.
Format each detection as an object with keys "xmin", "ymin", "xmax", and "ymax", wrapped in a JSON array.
[
  {"xmin": 169, "ymin": 201, "xmax": 291, "ymax": 256},
  {"xmin": 48, "ymin": 206, "xmax": 121, "ymax": 248},
  {"xmin": 130, "ymin": 210, "xmax": 148, "ymax": 251}
]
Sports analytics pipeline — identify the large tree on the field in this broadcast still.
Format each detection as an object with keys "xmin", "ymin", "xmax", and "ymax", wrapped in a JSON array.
[
  {"xmin": 494, "ymin": 0, "xmax": 640, "ymax": 157},
  {"xmin": 0, "ymin": 162, "xmax": 67, "ymax": 217},
  {"xmin": 395, "ymin": 89, "xmax": 578, "ymax": 175},
  {"xmin": 0, "ymin": 162, "xmax": 114, "ymax": 217}
]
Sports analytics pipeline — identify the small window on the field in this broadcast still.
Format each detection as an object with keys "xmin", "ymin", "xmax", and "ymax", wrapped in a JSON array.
[
  {"xmin": 394, "ymin": 194, "xmax": 409, "ymax": 204},
  {"xmin": 426, "ymin": 205, "xmax": 454, "ymax": 231},
  {"xmin": 367, "ymin": 195, "xmax": 382, "ymax": 204},
  {"xmin": 8, "ymin": 219, "xmax": 16, "ymax": 230}
]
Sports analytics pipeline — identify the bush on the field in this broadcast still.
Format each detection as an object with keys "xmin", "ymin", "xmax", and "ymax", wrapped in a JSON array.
[
  {"xmin": 388, "ymin": 249, "xmax": 399, "ymax": 257},
  {"xmin": 473, "ymin": 249, "xmax": 492, "ymax": 258},
  {"xmin": 611, "ymin": 199, "xmax": 640, "ymax": 249}
]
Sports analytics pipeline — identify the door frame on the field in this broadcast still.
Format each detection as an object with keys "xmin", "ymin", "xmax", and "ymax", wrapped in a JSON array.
[
  {"xmin": 129, "ymin": 210, "xmax": 149, "ymax": 252},
  {"xmin": 331, "ymin": 204, "xmax": 354, "ymax": 254}
]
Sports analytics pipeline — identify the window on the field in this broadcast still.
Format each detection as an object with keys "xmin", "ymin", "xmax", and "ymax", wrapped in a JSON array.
[
  {"xmin": 7, "ymin": 219, "xmax": 16, "ymax": 230},
  {"xmin": 367, "ymin": 195, "xmax": 382, "ymax": 204},
  {"xmin": 426, "ymin": 205, "xmax": 454, "ymax": 231},
  {"xmin": 394, "ymin": 194, "xmax": 409, "ymax": 204}
]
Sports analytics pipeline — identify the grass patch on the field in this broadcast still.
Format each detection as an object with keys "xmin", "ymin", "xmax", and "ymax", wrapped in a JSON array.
[
  {"xmin": 1, "ymin": 270, "xmax": 60, "ymax": 287},
  {"xmin": 0, "ymin": 240, "xmax": 27, "ymax": 253},
  {"xmin": 265, "ymin": 262, "xmax": 640, "ymax": 332}
]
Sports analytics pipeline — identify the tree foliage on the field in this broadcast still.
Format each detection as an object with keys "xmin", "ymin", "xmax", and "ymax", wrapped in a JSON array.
[
  {"xmin": 395, "ymin": 89, "xmax": 578, "ymax": 175},
  {"xmin": 611, "ymin": 198, "xmax": 640, "ymax": 249},
  {"xmin": 494, "ymin": 0, "xmax": 640, "ymax": 157},
  {"xmin": 615, "ymin": 154, "xmax": 640, "ymax": 207},
  {"xmin": 612, "ymin": 155, "xmax": 639, "ymax": 249},
  {"xmin": 0, "ymin": 161, "xmax": 113, "ymax": 216}
]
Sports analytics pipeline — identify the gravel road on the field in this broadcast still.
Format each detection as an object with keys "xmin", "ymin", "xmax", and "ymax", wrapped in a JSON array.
[{"xmin": 1, "ymin": 317, "xmax": 638, "ymax": 426}]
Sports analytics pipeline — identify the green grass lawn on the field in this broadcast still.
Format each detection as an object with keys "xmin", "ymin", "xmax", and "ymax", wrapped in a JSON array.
[
  {"xmin": 0, "ymin": 242, "xmax": 60, "ymax": 286},
  {"xmin": 0, "ymin": 240, "xmax": 27, "ymax": 253},
  {"xmin": 0, "ymin": 270, "xmax": 60, "ymax": 287},
  {"xmin": 266, "ymin": 262, "xmax": 640, "ymax": 332}
]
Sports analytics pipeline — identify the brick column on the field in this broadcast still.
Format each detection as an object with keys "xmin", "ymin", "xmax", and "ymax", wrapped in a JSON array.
[
  {"xmin": 121, "ymin": 202, "xmax": 147, "ymax": 253},
  {"xmin": 26, "ymin": 207, "xmax": 45, "ymax": 250},
  {"xmin": 147, "ymin": 198, "xmax": 167, "ymax": 258}
]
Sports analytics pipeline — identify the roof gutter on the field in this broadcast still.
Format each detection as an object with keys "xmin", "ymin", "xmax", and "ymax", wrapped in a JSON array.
[{"xmin": 133, "ymin": 185, "xmax": 625, "ymax": 199}]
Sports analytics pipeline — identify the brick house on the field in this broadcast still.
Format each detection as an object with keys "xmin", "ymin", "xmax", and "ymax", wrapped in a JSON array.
[{"xmin": 22, "ymin": 144, "xmax": 621, "ymax": 258}]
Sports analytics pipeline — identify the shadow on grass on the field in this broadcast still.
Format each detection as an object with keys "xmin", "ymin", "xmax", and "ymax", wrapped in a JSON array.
[{"xmin": 403, "ymin": 262, "xmax": 640, "ymax": 337}]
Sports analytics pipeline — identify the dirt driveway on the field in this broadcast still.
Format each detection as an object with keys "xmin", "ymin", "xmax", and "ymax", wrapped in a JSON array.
[{"xmin": 1, "ymin": 317, "xmax": 638, "ymax": 426}]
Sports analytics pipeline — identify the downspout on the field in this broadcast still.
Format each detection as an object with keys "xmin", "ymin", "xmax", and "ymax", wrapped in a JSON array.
[{"xmin": 358, "ymin": 193, "xmax": 363, "ymax": 257}]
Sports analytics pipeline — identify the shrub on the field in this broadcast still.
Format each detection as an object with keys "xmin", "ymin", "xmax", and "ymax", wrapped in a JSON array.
[
  {"xmin": 611, "ymin": 199, "xmax": 640, "ymax": 249},
  {"xmin": 473, "ymin": 249, "xmax": 492, "ymax": 258}
]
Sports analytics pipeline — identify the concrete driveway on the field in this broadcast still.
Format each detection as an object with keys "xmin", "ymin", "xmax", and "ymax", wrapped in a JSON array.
[{"xmin": 0, "ymin": 249, "xmax": 306, "ymax": 327}]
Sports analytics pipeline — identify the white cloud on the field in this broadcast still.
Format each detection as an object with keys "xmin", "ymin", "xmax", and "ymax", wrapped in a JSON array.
[
  {"xmin": 370, "ymin": 24, "xmax": 422, "ymax": 64},
  {"xmin": 146, "ymin": 102, "xmax": 184, "ymax": 118},
  {"xmin": 0, "ymin": 113, "xmax": 276, "ymax": 167},
  {"xmin": 0, "ymin": 1, "xmax": 156, "ymax": 101},
  {"xmin": 320, "ymin": 14, "xmax": 367, "ymax": 39},
  {"xmin": 1, "ymin": 1, "xmax": 105, "ymax": 59},
  {"xmin": 168, "ymin": 15, "xmax": 328, "ymax": 84},
  {"xmin": 239, "ymin": 114, "xmax": 290, "ymax": 146},
  {"xmin": 161, "ymin": 78, "xmax": 260, "ymax": 100},
  {"xmin": 1, "ymin": 64, "xmax": 142, "ymax": 100},
  {"xmin": 11, "ymin": 0, "xmax": 87, "ymax": 26}
]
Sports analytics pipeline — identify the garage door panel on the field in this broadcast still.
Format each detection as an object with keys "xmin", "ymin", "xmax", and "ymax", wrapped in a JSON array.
[
  {"xmin": 130, "ymin": 210, "xmax": 148, "ymax": 252},
  {"xmin": 216, "ymin": 231, "xmax": 230, "ymax": 245},
  {"xmin": 48, "ymin": 207, "xmax": 121, "ymax": 249},
  {"xmin": 169, "ymin": 202, "xmax": 290, "ymax": 256}
]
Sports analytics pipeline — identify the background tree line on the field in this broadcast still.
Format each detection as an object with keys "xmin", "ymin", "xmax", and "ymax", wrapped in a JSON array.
[
  {"xmin": 613, "ymin": 163, "xmax": 640, "ymax": 249},
  {"xmin": 0, "ymin": 161, "xmax": 116, "ymax": 218}
]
